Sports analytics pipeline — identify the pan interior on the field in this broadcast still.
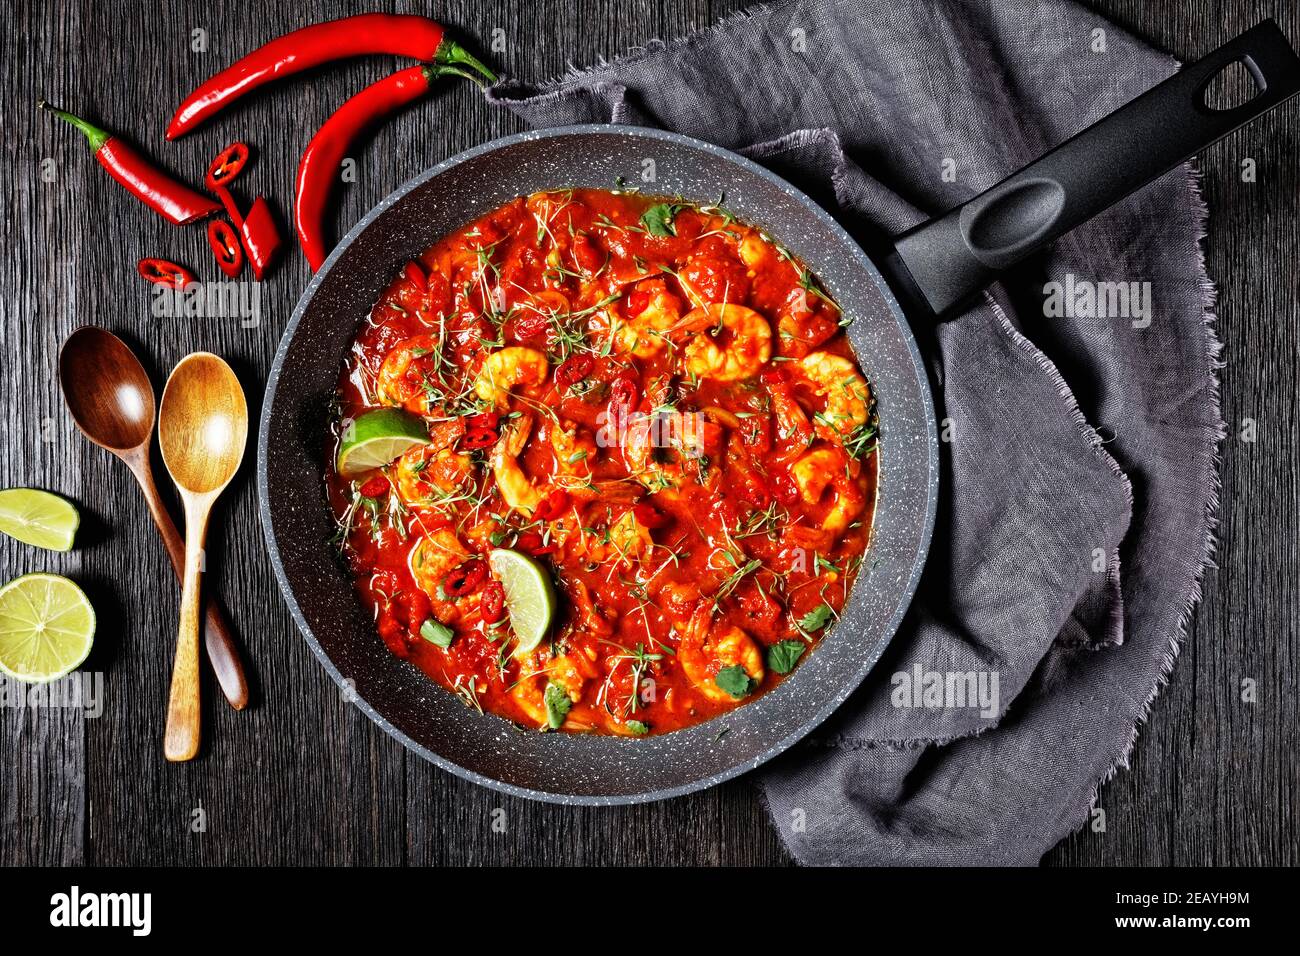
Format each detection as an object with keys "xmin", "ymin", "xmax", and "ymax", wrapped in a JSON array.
[{"xmin": 259, "ymin": 126, "xmax": 937, "ymax": 804}]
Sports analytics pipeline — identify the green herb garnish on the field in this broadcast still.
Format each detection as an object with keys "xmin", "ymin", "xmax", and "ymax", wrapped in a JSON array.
[
  {"xmin": 798, "ymin": 603, "xmax": 834, "ymax": 633},
  {"xmin": 543, "ymin": 682, "xmax": 572, "ymax": 730},
  {"xmin": 640, "ymin": 203, "xmax": 683, "ymax": 237},
  {"xmin": 767, "ymin": 640, "xmax": 806, "ymax": 674},
  {"xmin": 713, "ymin": 665, "xmax": 754, "ymax": 699}
]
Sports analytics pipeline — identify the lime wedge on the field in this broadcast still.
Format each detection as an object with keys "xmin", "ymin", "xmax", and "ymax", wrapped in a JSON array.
[
  {"xmin": 0, "ymin": 573, "xmax": 96, "ymax": 683},
  {"xmin": 336, "ymin": 408, "xmax": 429, "ymax": 478},
  {"xmin": 0, "ymin": 488, "xmax": 79, "ymax": 551},
  {"xmin": 489, "ymin": 549, "xmax": 557, "ymax": 655}
]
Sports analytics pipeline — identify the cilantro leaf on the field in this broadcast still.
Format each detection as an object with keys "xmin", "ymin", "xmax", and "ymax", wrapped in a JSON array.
[
  {"xmin": 624, "ymin": 719, "xmax": 650, "ymax": 736},
  {"xmin": 419, "ymin": 618, "xmax": 454, "ymax": 649},
  {"xmin": 799, "ymin": 603, "xmax": 834, "ymax": 633},
  {"xmin": 767, "ymin": 640, "xmax": 806, "ymax": 675},
  {"xmin": 713, "ymin": 665, "xmax": 754, "ymax": 699},
  {"xmin": 543, "ymin": 682, "xmax": 572, "ymax": 730},
  {"xmin": 640, "ymin": 203, "xmax": 682, "ymax": 237}
]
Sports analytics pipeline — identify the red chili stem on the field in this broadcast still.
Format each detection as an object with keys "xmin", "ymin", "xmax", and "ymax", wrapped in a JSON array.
[
  {"xmin": 39, "ymin": 101, "xmax": 219, "ymax": 225},
  {"xmin": 166, "ymin": 15, "xmax": 495, "ymax": 139}
]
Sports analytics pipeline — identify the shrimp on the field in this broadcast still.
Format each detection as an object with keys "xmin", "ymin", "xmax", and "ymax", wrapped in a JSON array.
[
  {"xmin": 681, "ymin": 304, "xmax": 772, "ymax": 382},
  {"xmin": 473, "ymin": 346, "xmax": 548, "ymax": 409},
  {"xmin": 796, "ymin": 351, "xmax": 871, "ymax": 443},
  {"xmin": 376, "ymin": 335, "xmax": 441, "ymax": 415},
  {"xmin": 408, "ymin": 528, "xmax": 472, "ymax": 621},
  {"xmin": 679, "ymin": 607, "xmax": 764, "ymax": 703},
  {"xmin": 394, "ymin": 446, "xmax": 473, "ymax": 506},
  {"xmin": 491, "ymin": 411, "xmax": 544, "ymax": 514},
  {"xmin": 610, "ymin": 278, "xmax": 683, "ymax": 357},
  {"xmin": 620, "ymin": 412, "xmax": 698, "ymax": 492},
  {"xmin": 548, "ymin": 420, "xmax": 596, "ymax": 495},
  {"xmin": 511, "ymin": 655, "xmax": 595, "ymax": 731},
  {"xmin": 790, "ymin": 447, "xmax": 866, "ymax": 534},
  {"xmin": 764, "ymin": 373, "xmax": 814, "ymax": 448}
]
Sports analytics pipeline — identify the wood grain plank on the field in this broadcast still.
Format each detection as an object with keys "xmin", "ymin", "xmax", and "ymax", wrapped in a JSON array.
[{"xmin": 0, "ymin": 0, "xmax": 1294, "ymax": 867}]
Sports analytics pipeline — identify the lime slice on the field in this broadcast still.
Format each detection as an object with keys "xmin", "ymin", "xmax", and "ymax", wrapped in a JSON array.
[
  {"xmin": 489, "ymin": 549, "xmax": 557, "ymax": 655},
  {"xmin": 336, "ymin": 408, "xmax": 429, "ymax": 478},
  {"xmin": 0, "ymin": 488, "xmax": 79, "ymax": 551},
  {"xmin": 0, "ymin": 573, "xmax": 96, "ymax": 683}
]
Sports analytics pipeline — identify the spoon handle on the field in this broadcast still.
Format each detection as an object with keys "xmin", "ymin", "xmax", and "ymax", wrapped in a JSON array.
[
  {"xmin": 128, "ymin": 454, "xmax": 250, "ymax": 709},
  {"xmin": 165, "ymin": 500, "xmax": 209, "ymax": 762}
]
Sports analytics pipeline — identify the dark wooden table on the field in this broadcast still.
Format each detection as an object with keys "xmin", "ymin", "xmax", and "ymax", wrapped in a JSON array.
[{"xmin": 2, "ymin": 0, "xmax": 1295, "ymax": 866}]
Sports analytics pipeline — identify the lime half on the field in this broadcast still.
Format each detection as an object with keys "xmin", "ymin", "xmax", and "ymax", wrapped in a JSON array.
[
  {"xmin": 0, "ymin": 488, "xmax": 79, "ymax": 551},
  {"xmin": 0, "ymin": 573, "xmax": 96, "ymax": 683},
  {"xmin": 336, "ymin": 408, "xmax": 429, "ymax": 478},
  {"xmin": 489, "ymin": 549, "xmax": 557, "ymax": 655}
]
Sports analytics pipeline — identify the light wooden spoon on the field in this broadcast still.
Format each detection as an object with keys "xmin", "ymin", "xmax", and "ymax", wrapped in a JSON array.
[{"xmin": 158, "ymin": 353, "xmax": 248, "ymax": 762}]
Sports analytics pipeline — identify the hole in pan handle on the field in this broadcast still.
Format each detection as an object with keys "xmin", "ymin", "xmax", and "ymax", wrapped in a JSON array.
[{"xmin": 888, "ymin": 18, "xmax": 1300, "ymax": 320}]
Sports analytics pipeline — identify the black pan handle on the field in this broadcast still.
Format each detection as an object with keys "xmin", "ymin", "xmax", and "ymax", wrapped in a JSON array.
[{"xmin": 890, "ymin": 19, "xmax": 1300, "ymax": 318}]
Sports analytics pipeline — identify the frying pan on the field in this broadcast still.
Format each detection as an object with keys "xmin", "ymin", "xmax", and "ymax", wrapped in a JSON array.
[{"xmin": 259, "ymin": 21, "xmax": 1299, "ymax": 803}]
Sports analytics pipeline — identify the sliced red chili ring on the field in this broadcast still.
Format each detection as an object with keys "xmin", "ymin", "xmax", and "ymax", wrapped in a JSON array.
[
  {"xmin": 514, "ymin": 312, "xmax": 549, "ymax": 340},
  {"xmin": 633, "ymin": 502, "xmax": 669, "ymax": 529},
  {"xmin": 608, "ymin": 374, "xmax": 639, "ymax": 412},
  {"xmin": 532, "ymin": 489, "xmax": 570, "ymax": 521},
  {"xmin": 466, "ymin": 411, "xmax": 500, "ymax": 431},
  {"xmin": 206, "ymin": 219, "xmax": 244, "ymax": 278},
  {"xmin": 480, "ymin": 580, "xmax": 506, "ymax": 624},
  {"xmin": 555, "ymin": 354, "xmax": 594, "ymax": 388},
  {"xmin": 444, "ymin": 559, "xmax": 487, "ymax": 597},
  {"xmin": 462, "ymin": 427, "xmax": 498, "ymax": 450},
  {"xmin": 137, "ymin": 258, "xmax": 195, "ymax": 290},
  {"xmin": 205, "ymin": 142, "xmax": 250, "ymax": 190},
  {"xmin": 359, "ymin": 476, "xmax": 390, "ymax": 498}
]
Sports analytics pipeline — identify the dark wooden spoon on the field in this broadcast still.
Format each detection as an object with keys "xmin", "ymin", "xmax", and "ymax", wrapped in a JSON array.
[{"xmin": 58, "ymin": 326, "xmax": 249, "ymax": 710}]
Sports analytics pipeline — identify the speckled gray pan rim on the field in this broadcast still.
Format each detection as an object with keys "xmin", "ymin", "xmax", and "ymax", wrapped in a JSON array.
[{"xmin": 258, "ymin": 125, "xmax": 940, "ymax": 805}]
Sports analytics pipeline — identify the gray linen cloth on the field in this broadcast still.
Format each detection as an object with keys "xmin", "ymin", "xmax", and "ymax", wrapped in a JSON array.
[{"xmin": 489, "ymin": 0, "xmax": 1220, "ymax": 864}]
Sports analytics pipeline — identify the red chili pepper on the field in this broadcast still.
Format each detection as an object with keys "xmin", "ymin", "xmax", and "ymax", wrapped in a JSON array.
[
  {"xmin": 555, "ymin": 354, "xmax": 594, "ymax": 388},
  {"xmin": 626, "ymin": 285, "xmax": 653, "ymax": 318},
  {"xmin": 205, "ymin": 142, "xmax": 250, "ymax": 190},
  {"xmin": 514, "ymin": 312, "xmax": 549, "ymax": 340},
  {"xmin": 444, "ymin": 559, "xmax": 487, "ymax": 598},
  {"xmin": 206, "ymin": 219, "xmax": 244, "ymax": 278},
  {"xmin": 462, "ymin": 427, "xmax": 497, "ymax": 450},
  {"xmin": 39, "ymin": 102, "xmax": 219, "ymax": 225},
  {"xmin": 634, "ymin": 502, "xmax": 670, "ymax": 529},
  {"xmin": 772, "ymin": 472, "xmax": 801, "ymax": 507},
  {"xmin": 359, "ymin": 476, "xmax": 390, "ymax": 498},
  {"xmin": 294, "ymin": 59, "xmax": 490, "ymax": 271},
  {"xmin": 239, "ymin": 197, "xmax": 282, "ymax": 281},
  {"xmin": 137, "ymin": 258, "xmax": 196, "ymax": 290},
  {"xmin": 466, "ymin": 411, "xmax": 500, "ymax": 431},
  {"xmin": 514, "ymin": 531, "xmax": 556, "ymax": 556},
  {"xmin": 608, "ymin": 374, "xmax": 640, "ymax": 412},
  {"xmin": 532, "ymin": 489, "xmax": 571, "ymax": 522},
  {"xmin": 167, "ymin": 15, "xmax": 495, "ymax": 140},
  {"xmin": 480, "ymin": 581, "xmax": 506, "ymax": 624},
  {"xmin": 404, "ymin": 261, "xmax": 427, "ymax": 291}
]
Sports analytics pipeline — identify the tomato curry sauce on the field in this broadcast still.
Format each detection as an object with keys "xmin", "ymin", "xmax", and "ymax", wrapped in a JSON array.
[{"xmin": 327, "ymin": 188, "xmax": 878, "ymax": 736}]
